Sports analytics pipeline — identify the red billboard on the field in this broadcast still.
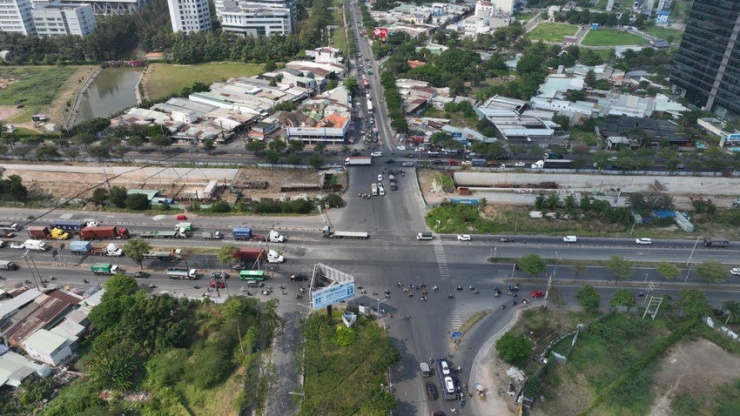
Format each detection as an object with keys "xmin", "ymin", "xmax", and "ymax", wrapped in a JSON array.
[{"xmin": 372, "ymin": 27, "xmax": 389, "ymax": 39}]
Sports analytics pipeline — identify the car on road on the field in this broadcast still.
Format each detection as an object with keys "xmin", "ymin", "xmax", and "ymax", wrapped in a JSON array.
[
  {"xmin": 10, "ymin": 242, "xmax": 24, "ymax": 249},
  {"xmin": 563, "ymin": 235, "xmax": 577, "ymax": 243},
  {"xmin": 444, "ymin": 376, "xmax": 455, "ymax": 393},
  {"xmin": 731, "ymin": 268, "xmax": 740, "ymax": 276},
  {"xmin": 404, "ymin": 153, "xmax": 416, "ymax": 158},
  {"xmin": 396, "ymin": 145, "xmax": 406, "ymax": 151},
  {"xmin": 377, "ymin": 174, "xmax": 383, "ymax": 181},
  {"xmin": 210, "ymin": 281, "xmax": 226, "ymax": 289},
  {"xmin": 439, "ymin": 359, "xmax": 451, "ymax": 375},
  {"xmin": 371, "ymin": 151, "xmax": 382, "ymax": 157},
  {"xmin": 291, "ymin": 273, "xmax": 308, "ymax": 281},
  {"xmin": 431, "ymin": 160, "xmax": 445, "ymax": 165},
  {"xmin": 531, "ymin": 290, "xmax": 545, "ymax": 298},
  {"xmin": 457, "ymin": 234, "xmax": 471, "ymax": 241},
  {"xmin": 231, "ymin": 263, "xmax": 247, "ymax": 270},
  {"xmin": 176, "ymin": 214, "xmax": 187, "ymax": 220},
  {"xmin": 425, "ymin": 382, "xmax": 439, "ymax": 400},
  {"xmin": 134, "ymin": 271, "xmax": 150, "ymax": 279},
  {"xmin": 500, "ymin": 237, "xmax": 515, "ymax": 242},
  {"xmin": 211, "ymin": 271, "xmax": 230, "ymax": 279},
  {"xmin": 402, "ymin": 162, "xmax": 415, "ymax": 167},
  {"xmin": 635, "ymin": 238, "xmax": 652, "ymax": 245},
  {"xmin": 385, "ymin": 159, "xmax": 396, "ymax": 164},
  {"xmin": 513, "ymin": 162, "xmax": 526, "ymax": 167}
]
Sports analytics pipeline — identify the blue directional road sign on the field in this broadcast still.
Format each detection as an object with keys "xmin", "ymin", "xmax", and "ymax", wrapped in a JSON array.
[
  {"xmin": 451, "ymin": 332, "xmax": 462, "ymax": 339},
  {"xmin": 312, "ymin": 281, "xmax": 356, "ymax": 310}
]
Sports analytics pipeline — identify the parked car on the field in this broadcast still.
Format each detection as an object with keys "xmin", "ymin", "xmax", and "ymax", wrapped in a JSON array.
[
  {"xmin": 291, "ymin": 273, "xmax": 309, "ymax": 281},
  {"xmin": 385, "ymin": 159, "xmax": 396, "ymax": 164},
  {"xmin": 397, "ymin": 145, "xmax": 406, "ymax": 151},
  {"xmin": 10, "ymin": 242, "xmax": 24, "ymax": 249},
  {"xmin": 377, "ymin": 174, "xmax": 383, "ymax": 181},
  {"xmin": 513, "ymin": 162, "xmax": 526, "ymax": 167},
  {"xmin": 134, "ymin": 271, "xmax": 150, "ymax": 279},
  {"xmin": 457, "ymin": 234, "xmax": 471, "ymax": 241},
  {"xmin": 231, "ymin": 263, "xmax": 247, "ymax": 270},
  {"xmin": 500, "ymin": 237, "xmax": 514, "ymax": 242},
  {"xmin": 531, "ymin": 290, "xmax": 545, "ymax": 298},
  {"xmin": 425, "ymin": 382, "xmax": 439, "ymax": 400},
  {"xmin": 176, "ymin": 214, "xmax": 187, "ymax": 220},
  {"xmin": 210, "ymin": 281, "xmax": 226, "ymax": 288},
  {"xmin": 635, "ymin": 238, "xmax": 652, "ymax": 245},
  {"xmin": 211, "ymin": 271, "xmax": 230, "ymax": 279}
]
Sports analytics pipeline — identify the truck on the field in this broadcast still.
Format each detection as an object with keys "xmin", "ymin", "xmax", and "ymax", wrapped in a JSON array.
[
  {"xmin": 140, "ymin": 227, "xmax": 189, "ymax": 239},
  {"xmin": 0, "ymin": 222, "xmax": 20, "ymax": 232},
  {"xmin": 175, "ymin": 222, "xmax": 193, "ymax": 232},
  {"xmin": 144, "ymin": 249, "xmax": 183, "ymax": 260},
  {"xmin": 69, "ymin": 241, "xmax": 123, "ymax": 256},
  {"xmin": 543, "ymin": 152, "xmax": 564, "ymax": 159},
  {"xmin": 79, "ymin": 226, "xmax": 130, "ymax": 241},
  {"xmin": 703, "ymin": 237, "xmax": 729, "ymax": 247},
  {"xmin": 345, "ymin": 156, "xmax": 372, "ymax": 166},
  {"xmin": 51, "ymin": 219, "xmax": 87, "ymax": 232},
  {"xmin": 167, "ymin": 267, "xmax": 199, "ymax": 280},
  {"xmin": 232, "ymin": 227, "xmax": 285, "ymax": 243},
  {"xmin": 371, "ymin": 183, "xmax": 378, "ymax": 196},
  {"xmin": 23, "ymin": 239, "xmax": 48, "ymax": 251},
  {"xmin": 236, "ymin": 247, "xmax": 285, "ymax": 264},
  {"xmin": 367, "ymin": 100, "xmax": 373, "ymax": 112},
  {"xmin": 322, "ymin": 225, "xmax": 369, "ymax": 239},
  {"xmin": 27, "ymin": 226, "xmax": 69, "ymax": 240},
  {"xmin": 471, "ymin": 158, "xmax": 487, "ymax": 167},
  {"xmin": 0, "ymin": 260, "xmax": 19, "ymax": 270},
  {"xmin": 201, "ymin": 231, "xmax": 222, "ymax": 240},
  {"xmin": 531, "ymin": 159, "xmax": 574, "ymax": 169},
  {"xmin": 91, "ymin": 263, "xmax": 120, "ymax": 276}
]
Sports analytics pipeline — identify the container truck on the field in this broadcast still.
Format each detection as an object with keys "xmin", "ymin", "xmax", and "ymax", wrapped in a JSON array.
[
  {"xmin": 531, "ymin": 159, "xmax": 573, "ymax": 169},
  {"xmin": 0, "ymin": 260, "xmax": 19, "ymax": 270},
  {"xmin": 201, "ymin": 231, "xmax": 223, "ymax": 240},
  {"xmin": 232, "ymin": 227, "xmax": 285, "ymax": 242},
  {"xmin": 144, "ymin": 249, "xmax": 183, "ymax": 260},
  {"xmin": 27, "ymin": 226, "xmax": 68, "ymax": 240},
  {"xmin": 91, "ymin": 263, "xmax": 120, "ymax": 276},
  {"xmin": 79, "ymin": 226, "xmax": 130, "ymax": 240},
  {"xmin": 140, "ymin": 227, "xmax": 189, "ymax": 239},
  {"xmin": 23, "ymin": 240, "xmax": 48, "ymax": 251},
  {"xmin": 51, "ymin": 219, "xmax": 87, "ymax": 232},
  {"xmin": 167, "ymin": 267, "xmax": 199, "ymax": 279},
  {"xmin": 471, "ymin": 158, "xmax": 487, "ymax": 167},
  {"xmin": 703, "ymin": 237, "xmax": 729, "ymax": 247},
  {"xmin": 0, "ymin": 222, "xmax": 20, "ymax": 232},
  {"xmin": 69, "ymin": 241, "xmax": 123, "ymax": 256},
  {"xmin": 322, "ymin": 225, "xmax": 369, "ymax": 239},
  {"xmin": 345, "ymin": 156, "xmax": 372, "ymax": 166},
  {"xmin": 236, "ymin": 247, "xmax": 285, "ymax": 264},
  {"xmin": 175, "ymin": 222, "xmax": 193, "ymax": 231}
]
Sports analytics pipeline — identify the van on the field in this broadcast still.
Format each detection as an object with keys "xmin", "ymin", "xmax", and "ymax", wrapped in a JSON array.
[
  {"xmin": 563, "ymin": 236, "xmax": 577, "ymax": 243},
  {"xmin": 246, "ymin": 280, "xmax": 264, "ymax": 288},
  {"xmin": 0, "ymin": 260, "xmax": 19, "ymax": 270},
  {"xmin": 23, "ymin": 239, "xmax": 48, "ymax": 251},
  {"xmin": 417, "ymin": 232, "xmax": 433, "ymax": 240},
  {"xmin": 420, "ymin": 362, "xmax": 432, "ymax": 377}
]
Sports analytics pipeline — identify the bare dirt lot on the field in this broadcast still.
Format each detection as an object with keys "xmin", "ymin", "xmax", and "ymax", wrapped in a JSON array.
[
  {"xmin": 0, "ymin": 163, "xmax": 341, "ymax": 202},
  {"xmin": 649, "ymin": 338, "xmax": 740, "ymax": 416}
]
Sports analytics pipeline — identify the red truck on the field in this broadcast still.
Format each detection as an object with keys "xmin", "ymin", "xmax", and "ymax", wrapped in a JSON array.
[
  {"xmin": 79, "ymin": 226, "xmax": 130, "ymax": 241},
  {"xmin": 237, "ymin": 247, "xmax": 266, "ymax": 262},
  {"xmin": 27, "ymin": 226, "xmax": 50, "ymax": 239}
]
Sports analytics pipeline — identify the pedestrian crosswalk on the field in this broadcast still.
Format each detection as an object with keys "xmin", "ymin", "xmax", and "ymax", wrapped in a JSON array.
[
  {"xmin": 450, "ymin": 305, "xmax": 462, "ymax": 331},
  {"xmin": 433, "ymin": 241, "xmax": 450, "ymax": 280}
]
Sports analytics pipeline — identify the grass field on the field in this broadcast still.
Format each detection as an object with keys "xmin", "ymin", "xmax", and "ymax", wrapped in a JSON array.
[
  {"xmin": 142, "ymin": 62, "xmax": 264, "ymax": 100},
  {"xmin": 0, "ymin": 66, "xmax": 77, "ymax": 106},
  {"xmin": 513, "ymin": 12, "xmax": 536, "ymax": 22},
  {"xmin": 526, "ymin": 22, "xmax": 579, "ymax": 42},
  {"xmin": 581, "ymin": 28, "xmax": 649, "ymax": 46},
  {"xmin": 642, "ymin": 25, "xmax": 684, "ymax": 42}
]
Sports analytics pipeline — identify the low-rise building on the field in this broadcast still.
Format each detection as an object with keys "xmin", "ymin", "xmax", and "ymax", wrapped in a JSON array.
[{"xmin": 22, "ymin": 329, "xmax": 73, "ymax": 366}]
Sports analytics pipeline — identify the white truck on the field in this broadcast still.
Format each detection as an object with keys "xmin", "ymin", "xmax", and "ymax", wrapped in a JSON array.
[
  {"xmin": 322, "ymin": 226, "xmax": 369, "ymax": 239},
  {"xmin": 167, "ymin": 268, "xmax": 199, "ymax": 280},
  {"xmin": 201, "ymin": 231, "xmax": 223, "ymax": 240},
  {"xmin": 367, "ymin": 100, "xmax": 373, "ymax": 112},
  {"xmin": 23, "ymin": 239, "xmax": 48, "ymax": 251},
  {"xmin": 371, "ymin": 183, "xmax": 378, "ymax": 196},
  {"xmin": 345, "ymin": 156, "xmax": 372, "ymax": 166},
  {"xmin": 0, "ymin": 260, "xmax": 19, "ymax": 270}
]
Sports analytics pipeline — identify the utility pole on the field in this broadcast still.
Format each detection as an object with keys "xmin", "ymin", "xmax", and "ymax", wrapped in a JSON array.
[{"xmin": 544, "ymin": 272, "xmax": 554, "ymax": 309}]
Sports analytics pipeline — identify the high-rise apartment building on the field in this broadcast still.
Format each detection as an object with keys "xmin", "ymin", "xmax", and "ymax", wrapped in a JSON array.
[
  {"xmin": 670, "ymin": 0, "xmax": 740, "ymax": 118},
  {"xmin": 0, "ymin": 0, "xmax": 36, "ymax": 35},
  {"xmin": 167, "ymin": 0, "xmax": 211, "ymax": 33},
  {"xmin": 32, "ymin": 3, "xmax": 96, "ymax": 37}
]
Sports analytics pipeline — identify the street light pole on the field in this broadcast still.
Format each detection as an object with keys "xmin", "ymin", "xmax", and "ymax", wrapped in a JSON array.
[{"xmin": 686, "ymin": 236, "xmax": 701, "ymax": 265}]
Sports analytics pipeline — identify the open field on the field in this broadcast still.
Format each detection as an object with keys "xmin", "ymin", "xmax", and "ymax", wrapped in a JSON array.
[
  {"xmin": 581, "ymin": 29, "xmax": 649, "ymax": 46},
  {"xmin": 642, "ymin": 25, "xmax": 684, "ymax": 41},
  {"xmin": 332, "ymin": 0, "xmax": 348, "ymax": 53},
  {"xmin": 0, "ymin": 66, "xmax": 83, "ymax": 125},
  {"xmin": 142, "ymin": 62, "xmax": 264, "ymax": 100},
  {"xmin": 513, "ymin": 12, "xmax": 535, "ymax": 22},
  {"xmin": 526, "ymin": 23, "xmax": 578, "ymax": 42}
]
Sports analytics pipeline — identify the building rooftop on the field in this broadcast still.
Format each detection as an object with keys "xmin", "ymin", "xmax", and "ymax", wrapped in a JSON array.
[{"xmin": 22, "ymin": 329, "xmax": 69, "ymax": 356}]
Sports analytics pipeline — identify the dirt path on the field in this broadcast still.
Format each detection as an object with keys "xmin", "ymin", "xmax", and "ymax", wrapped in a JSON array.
[{"xmin": 46, "ymin": 65, "xmax": 98, "ymax": 126}]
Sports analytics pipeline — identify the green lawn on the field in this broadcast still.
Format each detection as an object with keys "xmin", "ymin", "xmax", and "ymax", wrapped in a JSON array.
[
  {"xmin": 143, "ymin": 62, "xmax": 264, "ymax": 100},
  {"xmin": 513, "ymin": 12, "xmax": 536, "ymax": 22},
  {"xmin": 0, "ymin": 66, "xmax": 77, "ymax": 106},
  {"xmin": 642, "ymin": 25, "xmax": 684, "ymax": 42},
  {"xmin": 526, "ymin": 22, "xmax": 579, "ymax": 42},
  {"xmin": 581, "ymin": 28, "xmax": 649, "ymax": 46}
]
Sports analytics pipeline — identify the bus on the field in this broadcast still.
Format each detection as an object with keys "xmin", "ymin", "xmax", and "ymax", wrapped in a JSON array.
[{"xmin": 239, "ymin": 270, "xmax": 267, "ymax": 281}]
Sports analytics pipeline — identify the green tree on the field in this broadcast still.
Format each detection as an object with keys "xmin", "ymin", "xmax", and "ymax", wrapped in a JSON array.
[
  {"xmin": 245, "ymin": 140, "xmax": 266, "ymax": 154},
  {"xmin": 287, "ymin": 153, "xmax": 302, "ymax": 165},
  {"xmin": 123, "ymin": 238, "xmax": 151, "ymax": 267},
  {"xmin": 268, "ymin": 139, "xmax": 286, "ymax": 153},
  {"xmin": 576, "ymin": 285, "xmax": 601, "ymax": 312},
  {"xmin": 88, "ymin": 145, "xmax": 110, "ymax": 161},
  {"xmin": 109, "ymin": 186, "xmax": 128, "ymax": 208},
  {"xmin": 150, "ymin": 134, "xmax": 172, "ymax": 152},
  {"xmin": 35, "ymin": 145, "xmax": 60, "ymax": 160},
  {"xmin": 127, "ymin": 135, "xmax": 144, "ymax": 150},
  {"xmin": 677, "ymin": 289, "xmax": 711, "ymax": 318},
  {"xmin": 343, "ymin": 77, "xmax": 360, "ymax": 95},
  {"xmin": 694, "ymin": 260, "xmax": 727, "ymax": 283},
  {"xmin": 605, "ymin": 256, "xmax": 635, "ymax": 283},
  {"xmin": 324, "ymin": 193, "xmax": 343, "ymax": 208},
  {"xmin": 722, "ymin": 300, "xmax": 740, "ymax": 324},
  {"xmin": 495, "ymin": 333, "xmax": 532, "ymax": 367},
  {"xmin": 217, "ymin": 243, "xmax": 239, "ymax": 265},
  {"xmin": 309, "ymin": 154, "xmax": 325, "ymax": 169},
  {"xmin": 86, "ymin": 332, "xmax": 139, "ymax": 391},
  {"xmin": 610, "ymin": 289, "xmax": 636, "ymax": 307},
  {"xmin": 288, "ymin": 139, "xmax": 306, "ymax": 153},
  {"xmin": 64, "ymin": 148, "xmax": 79, "ymax": 160},
  {"xmin": 265, "ymin": 150, "xmax": 280, "ymax": 164},
  {"xmin": 124, "ymin": 193, "xmax": 150, "ymax": 210},
  {"xmin": 656, "ymin": 262, "xmax": 680, "ymax": 280},
  {"xmin": 201, "ymin": 138, "xmax": 215, "ymax": 155},
  {"xmin": 518, "ymin": 254, "xmax": 547, "ymax": 276},
  {"xmin": 72, "ymin": 133, "xmax": 96, "ymax": 151},
  {"xmin": 314, "ymin": 142, "xmax": 327, "ymax": 153},
  {"xmin": 91, "ymin": 188, "xmax": 109, "ymax": 205},
  {"xmin": 584, "ymin": 69, "xmax": 596, "ymax": 87}
]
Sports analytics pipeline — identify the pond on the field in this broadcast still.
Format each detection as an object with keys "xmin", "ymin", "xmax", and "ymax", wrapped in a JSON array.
[{"xmin": 76, "ymin": 67, "xmax": 143, "ymax": 123}]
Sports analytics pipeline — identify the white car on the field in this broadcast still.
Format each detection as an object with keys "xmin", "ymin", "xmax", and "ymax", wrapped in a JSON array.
[
  {"xmin": 370, "ymin": 152, "xmax": 382, "ymax": 157},
  {"xmin": 396, "ymin": 145, "xmax": 406, "ymax": 151},
  {"xmin": 377, "ymin": 174, "xmax": 383, "ymax": 181},
  {"xmin": 10, "ymin": 242, "xmax": 25, "ymax": 249},
  {"xmin": 440, "ymin": 360, "xmax": 451, "ymax": 375},
  {"xmin": 635, "ymin": 238, "xmax": 652, "ymax": 245},
  {"xmin": 457, "ymin": 234, "xmax": 471, "ymax": 241},
  {"xmin": 514, "ymin": 162, "xmax": 526, "ymax": 167},
  {"xmin": 731, "ymin": 268, "xmax": 740, "ymax": 276},
  {"xmin": 563, "ymin": 236, "xmax": 577, "ymax": 243},
  {"xmin": 444, "ymin": 376, "xmax": 455, "ymax": 393}
]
